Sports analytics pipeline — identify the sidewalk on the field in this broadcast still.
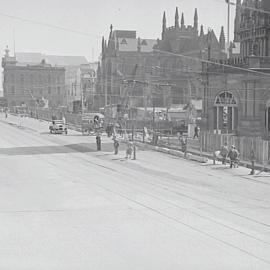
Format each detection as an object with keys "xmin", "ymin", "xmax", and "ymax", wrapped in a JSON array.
[{"xmin": 133, "ymin": 138, "xmax": 270, "ymax": 174}]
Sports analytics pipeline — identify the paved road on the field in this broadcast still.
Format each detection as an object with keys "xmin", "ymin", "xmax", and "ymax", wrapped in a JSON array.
[{"xmin": 0, "ymin": 114, "xmax": 270, "ymax": 270}]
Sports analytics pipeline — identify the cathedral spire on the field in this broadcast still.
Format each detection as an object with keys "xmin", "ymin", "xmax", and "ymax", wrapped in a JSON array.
[
  {"xmin": 219, "ymin": 26, "xmax": 225, "ymax": 50},
  {"xmin": 102, "ymin": 36, "xmax": 105, "ymax": 54},
  {"xmin": 162, "ymin": 11, "xmax": 166, "ymax": 40},
  {"xmin": 175, "ymin": 7, "xmax": 179, "ymax": 28},
  {"xmin": 109, "ymin": 24, "xmax": 113, "ymax": 40},
  {"xmin": 200, "ymin": 25, "xmax": 204, "ymax": 37},
  {"xmin": 194, "ymin": 8, "xmax": 198, "ymax": 32},
  {"xmin": 181, "ymin": 13, "xmax": 185, "ymax": 29}
]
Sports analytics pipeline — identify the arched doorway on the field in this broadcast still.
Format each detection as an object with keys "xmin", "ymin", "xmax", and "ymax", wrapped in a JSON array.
[{"xmin": 213, "ymin": 91, "xmax": 238, "ymax": 133}]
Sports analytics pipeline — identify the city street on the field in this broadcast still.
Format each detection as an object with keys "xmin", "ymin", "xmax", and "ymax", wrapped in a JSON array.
[{"xmin": 0, "ymin": 114, "xmax": 270, "ymax": 270}]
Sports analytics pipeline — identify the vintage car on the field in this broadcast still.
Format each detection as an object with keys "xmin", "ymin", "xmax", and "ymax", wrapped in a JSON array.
[{"xmin": 49, "ymin": 120, "xmax": 68, "ymax": 134}]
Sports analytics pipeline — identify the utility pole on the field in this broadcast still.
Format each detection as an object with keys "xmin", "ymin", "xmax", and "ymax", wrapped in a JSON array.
[
  {"xmin": 227, "ymin": 0, "xmax": 230, "ymax": 54},
  {"xmin": 225, "ymin": 0, "xmax": 236, "ymax": 56}
]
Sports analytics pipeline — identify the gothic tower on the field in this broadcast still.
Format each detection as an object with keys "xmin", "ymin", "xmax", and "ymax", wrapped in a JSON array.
[
  {"xmin": 194, "ymin": 8, "xmax": 198, "ymax": 33},
  {"xmin": 219, "ymin": 26, "xmax": 225, "ymax": 50},
  {"xmin": 162, "ymin": 11, "xmax": 166, "ymax": 40},
  {"xmin": 181, "ymin": 13, "xmax": 185, "ymax": 29},
  {"xmin": 200, "ymin": 25, "xmax": 204, "ymax": 37},
  {"xmin": 175, "ymin": 7, "xmax": 179, "ymax": 28}
]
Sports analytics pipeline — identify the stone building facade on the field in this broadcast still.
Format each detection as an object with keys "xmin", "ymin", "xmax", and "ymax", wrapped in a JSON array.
[
  {"xmin": 202, "ymin": 0, "xmax": 270, "ymax": 138},
  {"xmin": 98, "ymin": 7, "xmax": 227, "ymax": 114},
  {"xmin": 2, "ymin": 48, "xmax": 65, "ymax": 109}
]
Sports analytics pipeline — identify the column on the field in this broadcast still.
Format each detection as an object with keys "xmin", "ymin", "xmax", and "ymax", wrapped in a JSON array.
[
  {"xmin": 216, "ymin": 107, "xmax": 219, "ymax": 131},
  {"xmin": 232, "ymin": 107, "xmax": 234, "ymax": 131}
]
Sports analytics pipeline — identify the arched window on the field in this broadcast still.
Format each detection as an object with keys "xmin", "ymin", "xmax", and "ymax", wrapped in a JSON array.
[{"xmin": 213, "ymin": 91, "xmax": 238, "ymax": 133}]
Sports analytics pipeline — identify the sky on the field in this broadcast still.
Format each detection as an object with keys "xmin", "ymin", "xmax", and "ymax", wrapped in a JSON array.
[{"xmin": 0, "ymin": 0, "xmax": 235, "ymax": 62}]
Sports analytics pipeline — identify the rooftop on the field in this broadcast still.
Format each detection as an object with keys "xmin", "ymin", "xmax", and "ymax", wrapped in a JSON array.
[{"xmin": 15, "ymin": 52, "xmax": 88, "ymax": 66}]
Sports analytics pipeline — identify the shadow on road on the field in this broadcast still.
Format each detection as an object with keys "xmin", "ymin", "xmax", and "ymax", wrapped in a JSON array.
[{"xmin": 0, "ymin": 143, "xmax": 115, "ymax": 156}]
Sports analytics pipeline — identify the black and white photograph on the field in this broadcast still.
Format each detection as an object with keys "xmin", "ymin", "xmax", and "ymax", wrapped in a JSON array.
[{"xmin": 0, "ymin": 0, "xmax": 270, "ymax": 269}]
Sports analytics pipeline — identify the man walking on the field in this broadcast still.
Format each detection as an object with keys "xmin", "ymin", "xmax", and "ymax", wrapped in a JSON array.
[
  {"xmin": 113, "ymin": 137, "xmax": 119, "ymax": 155},
  {"xmin": 126, "ymin": 141, "xmax": 133, "ymax": 159},
  {"xmin": 250, "ymin": 149, "xmax": 255, "ymax": 175},
  {"xmin": 96, "ymin": 134, "xmax": 101, "ymax": 151},
  {"xmin": 193, "ymin": 125, "xmax": 199, "ymax": 139},
  {"xmin": 228, "ymin": 145, "xmax": 239, "ymax": 168},
  {"xmin": 220, "ymin": 142, "xmax": 229, "ymax": 164}
]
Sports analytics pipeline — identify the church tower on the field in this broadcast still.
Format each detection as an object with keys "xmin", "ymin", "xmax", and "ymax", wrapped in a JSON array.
[
  {"xmin": 194, "ymin": 8, "xmax": 198, "ymax": 33},
  {"xmin": 162, "ymin": 11, "xmax": 166, "ymax": 40},
  {"xmin": 200, "ymin": 25, "xmax": 204, "ymax": 37},
  {"xmin": 181, "ymin": 13, "xmax": 185, "ymax": 29},
  {"xmin": 219, "ymin": 26, "xmax": 225, "ymax": 50},
  {"xmin": 175, "ymin": 7, "xmax": 179, "ymax": 28}
]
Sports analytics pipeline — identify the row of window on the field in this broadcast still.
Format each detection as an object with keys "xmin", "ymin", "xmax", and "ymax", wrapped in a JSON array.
[
  {"xmin": 5, "ymin": 73, "xmax": 64, "ymax": 84},
  {"xmin": 240, "ymin": 28, "xmax": 266, "ymax": 39},
  {"xmin": 9, "ymin": 86, "xmax": 62, "ymax": 95}
]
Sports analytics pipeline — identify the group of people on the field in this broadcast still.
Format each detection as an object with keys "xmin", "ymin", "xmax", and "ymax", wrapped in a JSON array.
[
  {"xmin": 113, "ymin": 136, "xmax": 134, "ymax": 159},
  {"xmin": 96, "ymin": 134, "xmax": 135, "ymax": 159},
  {"xmin": 219, "ymin": 142, "xmax": 240, "ymax": 168}
]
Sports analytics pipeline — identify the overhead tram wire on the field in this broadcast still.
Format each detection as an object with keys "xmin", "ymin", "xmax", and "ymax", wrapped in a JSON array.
[{"xmin": 0, "ymin": 11, "xmax": 99, "ymax": 39}]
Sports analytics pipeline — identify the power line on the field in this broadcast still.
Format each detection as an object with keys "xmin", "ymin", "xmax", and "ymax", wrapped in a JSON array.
[{"xmin": 0, "ymin": 11, "xmax": 100, "ymax": 39}]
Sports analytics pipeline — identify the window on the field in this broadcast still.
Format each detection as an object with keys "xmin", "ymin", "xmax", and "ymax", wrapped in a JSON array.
[
  {"xmin": 48, "ymin": 87, "xmax": 51, "ymax": 95},
  {"xmin": 11, "ymin": 86, "xmax": 15, "ymax": 94},
  {"xmin": 57, "ymin": 87, "xmax": 61, "ymax": 95},
  {"xmin": 214, "ymin": 91, "xmax": 238, "ymax": 133}
]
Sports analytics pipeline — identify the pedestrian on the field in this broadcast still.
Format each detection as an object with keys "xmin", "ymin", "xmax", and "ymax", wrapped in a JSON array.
[
  {"xmin": 234, "ymin": 146, "xmax": 240, "ymax": 168},
  {"xmin": 153, "ymin": 132, "xmax": 159, "ymax": 145},
  {"xmin": 228, "ymin": 145, "xmax": 239, "ymax": 168},
  {"xmin": 126, "ymin": 141, "xmax": 133, "ymax": 159},
  {"xmin": 181, "ymin": 136, "xmax": 187, "ymax": 154},
  {"xmin": 250, "ymin": 149, "xmax": 255, "ymax": 175},
  {"xmin": 113, "ymin": 137, "xmax": 119, "ymax": 155},
  {"xmin": 96, "ymin": 134, "xmax": 101, "ymax": 151},
  {"xmin": 220, "ymin": 142, "xmax": 229, "ymax": 164},
  {"xmin": 193, "ymin": 125, "xmax": 199, "ymax": 139}
]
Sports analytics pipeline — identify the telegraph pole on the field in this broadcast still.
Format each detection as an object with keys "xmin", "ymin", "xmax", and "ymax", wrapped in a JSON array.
[{"xmin": 226, "ymin": 0, "xmax": 236, "ymax": 56}]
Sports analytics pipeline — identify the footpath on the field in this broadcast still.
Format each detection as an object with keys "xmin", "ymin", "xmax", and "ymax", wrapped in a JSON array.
[{"xmin": 132, "ymin": 138, "xmax": 270, "ymax": 175}]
